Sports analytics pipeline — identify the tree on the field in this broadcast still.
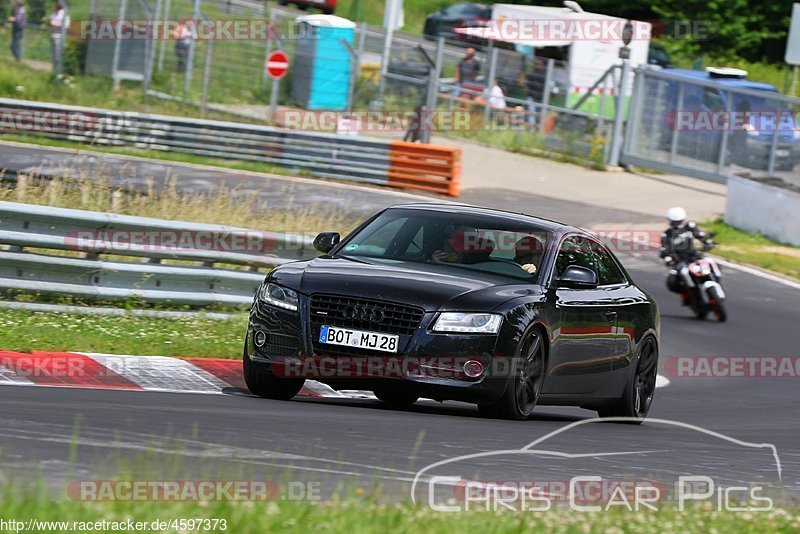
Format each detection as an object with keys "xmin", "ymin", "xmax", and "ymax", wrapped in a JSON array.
[{"xmin": 651, "ymin": 0, "xmax": 789, "ymax": 63}]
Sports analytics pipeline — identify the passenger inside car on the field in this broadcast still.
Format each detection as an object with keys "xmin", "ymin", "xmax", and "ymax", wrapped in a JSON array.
[{"xmin": 514, "ymin": 235, "xmax": 545, "ymax": 274}]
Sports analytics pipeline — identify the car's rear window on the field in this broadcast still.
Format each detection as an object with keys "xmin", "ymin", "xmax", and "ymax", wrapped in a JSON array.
[{"xmin": 335, "ymin": 208, "xmax": 554, "ymax": 282}]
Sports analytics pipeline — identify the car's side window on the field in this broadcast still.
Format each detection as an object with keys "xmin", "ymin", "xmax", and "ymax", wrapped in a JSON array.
[
  {"xmin": 554, "ymin": 236, "xmax": 594, "ymax": 279},
  {"xmin": 588, "ymin": 240, "xmax": 627, "ymax": 286}
]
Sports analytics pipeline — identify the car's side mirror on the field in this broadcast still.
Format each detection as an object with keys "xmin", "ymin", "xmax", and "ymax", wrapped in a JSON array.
[
  {"xmin": 556, "ymin": 265, "xmax": 598, "ymax": 289},
  {"xmin": 313, "ymin": 232, "xmax": 340, "ymax": 254}
]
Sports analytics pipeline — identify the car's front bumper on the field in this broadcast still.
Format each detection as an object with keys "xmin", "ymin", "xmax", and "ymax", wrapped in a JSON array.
[{"xmin": 245, "ymin": 298, "xmax": 514, "ymax": 403}]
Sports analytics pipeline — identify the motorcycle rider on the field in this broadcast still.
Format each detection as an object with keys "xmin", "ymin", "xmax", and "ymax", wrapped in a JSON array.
[{"xmin": 660, "ymin": 207, "xmax": 714, "ymax": 298}]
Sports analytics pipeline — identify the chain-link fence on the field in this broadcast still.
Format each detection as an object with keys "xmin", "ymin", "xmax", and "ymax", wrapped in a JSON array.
[{"xmin": 0, "ymin": 0, "xmax": 621, "ymax": 165}]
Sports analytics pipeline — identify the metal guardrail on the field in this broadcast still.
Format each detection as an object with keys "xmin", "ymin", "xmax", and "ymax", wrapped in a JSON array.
[
  {"xmin": 0, "ymin": 201, "xmax": 317, "ymax": 307},
  {"xmin": 0, "ymin": 98, "xmax": 461, "ymax": 196}
]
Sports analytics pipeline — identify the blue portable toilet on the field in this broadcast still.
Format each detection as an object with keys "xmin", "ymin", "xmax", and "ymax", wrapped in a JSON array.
[{"xmin": 292, "ymin": 15, "xmax": 356, "ymax": 111}]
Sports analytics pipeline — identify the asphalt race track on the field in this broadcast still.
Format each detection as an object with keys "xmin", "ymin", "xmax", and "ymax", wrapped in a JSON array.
[{"xmin": 1, "ymin": 146, "xmax": 799, "ymax": 506}]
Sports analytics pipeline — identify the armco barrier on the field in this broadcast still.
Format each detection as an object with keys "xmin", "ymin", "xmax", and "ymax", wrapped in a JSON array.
[
  {"xmin": 0, "ymin": 98, "xmax": 461, "ymax": 197},
  {"xmin": 0, "ymin": 201, "xmax": 318, "ymax": 307}
]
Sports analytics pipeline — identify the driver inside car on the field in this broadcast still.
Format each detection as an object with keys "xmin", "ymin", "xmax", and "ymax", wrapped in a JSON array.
[
  {"xmin": 433, "ymin": 228, "xmax": 494, "ymax": 264},
  {"xmin": 514, "ymin": 235, "xmax": 545, "ymax": 275}
]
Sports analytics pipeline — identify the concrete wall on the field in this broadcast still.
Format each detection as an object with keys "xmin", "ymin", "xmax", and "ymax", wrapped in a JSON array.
[{"xmin": 725, "ymin": 175, "xmax": 800, "ymax": 246}]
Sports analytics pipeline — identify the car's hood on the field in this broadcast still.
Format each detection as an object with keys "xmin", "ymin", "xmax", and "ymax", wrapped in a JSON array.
[{"xmin": 270, "ymin": 257, "xmax": 541, "ymax": 311}]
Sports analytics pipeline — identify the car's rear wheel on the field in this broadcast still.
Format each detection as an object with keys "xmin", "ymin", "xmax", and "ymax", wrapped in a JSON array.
[
  {"xmin": 243, "ymin": 346, "xmax": 304, "ymax": 400},
  {"xmin": 598, "ymin": 337, "xmax": 658, "ymax": 423},
  {"xmin": 373, "ymin": 388, "xmax": 419, "ymax": 407},
  {"xmin": 479, "ymin": 331, "xmax": 545, "ymax": 420}
]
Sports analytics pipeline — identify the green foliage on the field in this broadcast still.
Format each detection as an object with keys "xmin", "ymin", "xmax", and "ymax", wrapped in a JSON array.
[
  {"xmin": 63, "ymin": 37, "xmax": 87, "ymax": 75},
  {"xmin": 651, "ymin": 0, "xmax": 789, "ymax": 63},
  {"xmin": 28, "ymin": 0, "xmax": 47, "ymax": 23}
]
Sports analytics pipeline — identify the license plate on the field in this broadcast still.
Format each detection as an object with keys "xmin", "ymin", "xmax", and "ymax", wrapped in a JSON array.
[
  {"xmin": 777, "ymin": 149, "xmax": 790, "ymax": 157},
  {"xmin": 319, "ymin": 326, "xmax": 399, "ymax": 353}
]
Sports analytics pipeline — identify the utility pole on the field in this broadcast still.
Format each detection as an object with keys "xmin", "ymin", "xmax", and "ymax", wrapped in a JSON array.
[{"xmin": 609, "ymin": 20, "xmax": 633, "ymax": 168}]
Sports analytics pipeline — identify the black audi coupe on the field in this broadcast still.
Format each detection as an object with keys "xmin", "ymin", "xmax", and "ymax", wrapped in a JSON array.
[{"xmin": 243, "ymin": 204, "xmax": 660, "ymax": 421}]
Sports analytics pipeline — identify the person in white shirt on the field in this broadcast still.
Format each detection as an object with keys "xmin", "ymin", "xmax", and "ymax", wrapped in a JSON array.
[
  {"xmin": 173, "ymin": 18, "xmax": 194, "ymax": 73},
  {"xmin": 488, "ymin": 79, "xmax": 506, "ymax": 110},
  {"xmin": 48, "ymin": 1, "xmax": 67, "ymax": 75}
]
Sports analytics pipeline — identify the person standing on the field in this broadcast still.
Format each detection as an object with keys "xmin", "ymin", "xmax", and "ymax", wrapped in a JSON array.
[
  {"xmin": 173, "ymin": 18, "xmax": 194, "ymax": 73},
  {"xmin": 487, "ymin": 79, "xmax": 506, "ymax": 110},
  {"xmin": 48, "ymin": 1, "xmax": 68, "ymax": 75},
  {"xmin": 453, "ymin": 47, "xmax": 480, "ymax": 98},
  {"xmin": 8, "ymin": 1, "xmax": 26, "ymax": 62}
]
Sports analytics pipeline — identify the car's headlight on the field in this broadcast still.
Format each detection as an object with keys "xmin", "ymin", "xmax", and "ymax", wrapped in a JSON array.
[
  {"xmin": 258, "ymin": 283, "xmax": 299, "ymax": 312},
  {"xmin": 432, "ymin": 312, "xmax": 502, "ymax": 334}
]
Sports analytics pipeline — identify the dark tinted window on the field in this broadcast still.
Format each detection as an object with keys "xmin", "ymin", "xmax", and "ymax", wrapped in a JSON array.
[
  {"xmin": 554, "ymin": 236, "xmax": 594, "ymax": 278},
  {"xmin": 555, "ymin": 236, "xmax": 626, "ymax": 286},
  {"xmin": 587, "ymin": 240, "xmax": 627, "ymax": 286}
]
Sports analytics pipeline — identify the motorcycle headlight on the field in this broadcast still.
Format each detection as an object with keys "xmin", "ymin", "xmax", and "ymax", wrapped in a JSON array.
[
  {"xmin": 258, "ymin": 283, "xmax": 299, "ymax": 312},
  {"xmin": 432, "ymin": 312, "xmax": 502, "ymax": 334}
]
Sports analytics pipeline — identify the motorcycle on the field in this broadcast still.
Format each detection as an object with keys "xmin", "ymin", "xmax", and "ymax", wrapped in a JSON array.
[{"xmin": 666, "ymin": 239, "xmax": 727, "ymax": 322}]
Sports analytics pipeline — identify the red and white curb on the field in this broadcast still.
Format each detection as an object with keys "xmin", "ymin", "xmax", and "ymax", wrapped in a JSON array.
[
  {"xmin": 0, "ymin": 350, "xmax": 368, "ymax": 399},
  {"xmin": 0, "ymin": 350, "xmax": 667, "ymax": 397}
]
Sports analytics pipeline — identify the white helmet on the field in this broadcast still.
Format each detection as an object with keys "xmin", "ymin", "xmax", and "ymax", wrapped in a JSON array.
[{"xmin": 666, "ymin": 207, "xmax": 687, "ymax": 227}]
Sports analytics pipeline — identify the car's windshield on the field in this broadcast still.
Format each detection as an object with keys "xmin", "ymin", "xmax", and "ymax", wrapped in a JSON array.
[{"xmin": 335, "ymin": 208, "xmax": 553, "ymax": 283}]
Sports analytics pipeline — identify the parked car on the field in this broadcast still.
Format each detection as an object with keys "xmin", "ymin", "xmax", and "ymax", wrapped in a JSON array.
[
  {"xmin": 660, "ymin": 68, "xmax": 800, "ymax": 170},
  {"xmin": 278, "ymin": 0, "xmax": 335, "ymax": 15},
  {"xmin": 424, "ymin": 2, "xmax": 492, "ymax": 41},
  {"xmin": 243, "ymin": 204, "xmax": 661, "ymax": 422}
]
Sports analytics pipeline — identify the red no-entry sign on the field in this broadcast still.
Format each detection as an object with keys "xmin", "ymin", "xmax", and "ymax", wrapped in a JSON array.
[{"xmin": 266, "ymin": 50, "xmax": 289, "ymax": 80}]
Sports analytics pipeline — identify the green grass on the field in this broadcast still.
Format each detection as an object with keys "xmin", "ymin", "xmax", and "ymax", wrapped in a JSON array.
[
  {"xmin": 0, "ymin": 309, "xmax": 246, "ymax": 357},
  {"xmin": 703, "ymin": 219, "xmax": 800, "ymax": 280},
  {"xmin": 0, "ymin": 487, "xmax": 798, "ymax": 534},
  {"xmin": 1, "ymin": 170, "xmax": 359, "ymax": 234}
]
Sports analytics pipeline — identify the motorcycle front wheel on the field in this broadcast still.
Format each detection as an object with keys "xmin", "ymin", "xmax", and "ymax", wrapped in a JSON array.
[{"xmin": 708, "ymin": 287, "xmax": 727, "ymax": 322}]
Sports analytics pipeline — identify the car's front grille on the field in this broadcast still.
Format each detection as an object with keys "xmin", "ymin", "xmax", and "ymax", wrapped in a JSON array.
[{"xmin": 309, "ymin": 294, "xmax": 424, "ymax": 336}]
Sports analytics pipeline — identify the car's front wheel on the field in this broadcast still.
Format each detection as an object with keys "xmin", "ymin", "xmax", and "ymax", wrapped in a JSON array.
[
  {"xmin": 598, "ymin": 337, "xmax": 658, "ymax": 423},
  {"xmin": 479, "ymin": 330, "xmax": 545, "ymax": 420},
  {"xmin": 243, "ymin": 345, "xmax": 305, "ymax": 400}
]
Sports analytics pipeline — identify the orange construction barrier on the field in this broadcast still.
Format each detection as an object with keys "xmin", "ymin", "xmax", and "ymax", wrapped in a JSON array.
[{"xmin": 387, "ymin": 141, "xmax": 461, "ymax": 197}]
